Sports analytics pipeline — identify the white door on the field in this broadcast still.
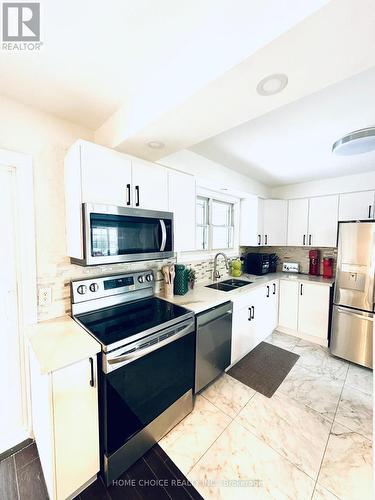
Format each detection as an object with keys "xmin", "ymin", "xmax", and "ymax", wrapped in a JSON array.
[
  {"xmin": 278, "ymin": 280, "xmax": 299, "ymax": 331},
  {"xmin": 267, "ymin": 281, "xmax": 279, "ymax": 334},
  {"xmin": 53, "ymin": 358, "xmax": 99, "ymax": 499},
  {"xmin": 338, "ymin": 191, "xmax": 375, "ymax": 221},
  {"xmin": 240, "ymin": 196, "xmax": 263, "ymax": 246},
  {"xmin": 132, "ymin": 159, "xmax": 168, "ymax": 211},
  {"xmin": 0, "ymin": 168, "xmax": 25, "ymax": 453},
  {"xmin": 168, "ymin": 170, "xmax": 196, "ymax": 251},
  {"xmin": 231, "ymin": 304, "xmax": 255, "ymax": 364},
  {"xmin": 80, "ymin": 141, "xmax": 132, "ymax": 206},
  {"xmin": 287, "ymin": 198, "xmax": 309, "ymax": 246},
  {"xmin": 263, "ymin": 200, "xmax": 288, "ymax": 246},
  {"xmin": 298, "ymin": 283, "xmax": 330, "ymax": 340},
  {"xmin": 308, "ymin": 195, "xmax": 339, "ymax": 247}
]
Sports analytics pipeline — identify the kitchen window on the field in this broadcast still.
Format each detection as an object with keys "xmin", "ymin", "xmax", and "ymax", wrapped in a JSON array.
[{"xmin": 196, "ymin": 196, "xmax": 234, "ymax": 250}]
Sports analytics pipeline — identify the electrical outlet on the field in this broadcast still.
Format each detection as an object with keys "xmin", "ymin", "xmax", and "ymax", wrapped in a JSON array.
[{"xmin": 38, "ymin": 287, "xmax": 52, "ymax": 306}]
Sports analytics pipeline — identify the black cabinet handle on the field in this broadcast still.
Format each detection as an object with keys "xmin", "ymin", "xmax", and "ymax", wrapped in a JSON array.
[
  {"xmin": 126, "ymin": 184, "xmax": 131, "ymax": 206},
  {"xmin": 303, "ymin": 234, "xmax": 306, "ymax": 246},
  {"xmin": 266, "ymin": 285, "xmax": 270, "ymax": 298},
  {"xmin": 251, "ymin": 306, "xmax": 255, "ymax": 319},
  {"xmin": 248, "ymin": 307, "xmax": 252, "ymax": 321},
  {"xmin": 135, "ymin": 185, "xmax": 140, "ymax": 207},
  {"xmin": 273, "ymin": 283, "xmax": 276, "ymax": 295},
  {"xmin": 89, "ymin": 357, "xmax": 94, "ymax": 387},
  {"xmin": 258, "ymin": 234, "xmax": 261, "ymax": 245},
  {"xmin": 300, "ymin": 283, "xmax": 303, "ymax": 296},
  {"xmin": 265, "ymin": 234, "xmax": 268, "ymax": 245},
  {"xmin": 368, "ymin": 205, "xmax": 372, "ymax": 219},
  {"xmin": 308, "ymin": 234, "xmax": 312, "ymax": 245}
]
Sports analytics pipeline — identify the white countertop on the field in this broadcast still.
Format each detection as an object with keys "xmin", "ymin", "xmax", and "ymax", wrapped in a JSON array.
[
  {"xmin": 159, "ymin": 272, "xmax": 334, "ymax": 314},
  {"xmin": 27, "ymin": 315, "xmax": 101, "ymax": 375}
]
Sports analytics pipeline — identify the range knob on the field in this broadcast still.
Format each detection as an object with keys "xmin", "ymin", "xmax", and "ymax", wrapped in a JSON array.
[
  {"xmin": 146, "ymin": 274, "xmax": 154, "ymax": 282},
  {"xmin": 77, "ymin": 285, "xmax": 87, "ymax": 295},
  {"xmin": 89, "ymin": 283, "xmax": 99, "ymax": 292},
  {"xmin": 138, "ymin": 275, "xmax": 145, "ymax": 283}
]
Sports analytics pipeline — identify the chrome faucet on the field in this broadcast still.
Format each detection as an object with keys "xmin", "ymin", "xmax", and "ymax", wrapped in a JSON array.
[{"xmin": 213, "ymin": 252, "xmax": 229, "ymax": 280}]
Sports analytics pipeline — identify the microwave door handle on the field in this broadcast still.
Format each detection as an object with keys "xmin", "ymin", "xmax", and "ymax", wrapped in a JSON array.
[{"xmin": 159, "ymin": 220, "xmax": 167, "ymax": 251}]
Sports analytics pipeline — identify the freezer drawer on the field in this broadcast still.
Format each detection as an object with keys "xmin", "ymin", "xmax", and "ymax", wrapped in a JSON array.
[{"xmin": 330, "ymin": 305, "xmax": 373, "ymax": 368}]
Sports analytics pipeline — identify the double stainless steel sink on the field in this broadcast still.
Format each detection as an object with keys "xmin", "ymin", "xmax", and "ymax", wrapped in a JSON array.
[{"xmin": 206, "ymin": 278, "xmax": 252, "ymax": 292}]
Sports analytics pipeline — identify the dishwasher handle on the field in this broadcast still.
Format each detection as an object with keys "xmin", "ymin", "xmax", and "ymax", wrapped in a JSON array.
[{"xmin": 198, "ymin": 311, "xmax": 232, "ymax": 329}]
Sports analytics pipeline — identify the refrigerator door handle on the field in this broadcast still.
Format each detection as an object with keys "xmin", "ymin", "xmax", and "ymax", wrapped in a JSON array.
[{"xmin": 335, "ymin": 306, "xmax": 374, "ymax": 322}]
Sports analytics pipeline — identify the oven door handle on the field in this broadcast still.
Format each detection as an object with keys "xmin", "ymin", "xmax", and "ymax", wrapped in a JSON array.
[
  {"xmin": 159, "ymin": 220, "xmax": 167, "ymax": 252},
  {"xmin": 106, "ymin": 321, "xmax": 194, "ymax": 371}
]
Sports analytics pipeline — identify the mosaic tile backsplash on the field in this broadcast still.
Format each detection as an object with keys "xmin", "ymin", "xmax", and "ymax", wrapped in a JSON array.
[{"xmin": 240, "ymin": 246, "xmax": 337, "ymax": 276}]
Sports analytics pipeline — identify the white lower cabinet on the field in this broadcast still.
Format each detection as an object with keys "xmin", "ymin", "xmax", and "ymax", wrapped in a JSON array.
[
  {"xmin": 30, "ymin": 351, "xmax": 99, "ymax": 500},
  {"xmin": 278, "ymin": 279, "xmax": 331, "ymax": 344},
  {"xmin": 231, "ymin": 281, "xmax": 279, "ymax": 364},
  {"xmin": 298, "ymin": 282, "xmax": 330, "ymax": 339}
]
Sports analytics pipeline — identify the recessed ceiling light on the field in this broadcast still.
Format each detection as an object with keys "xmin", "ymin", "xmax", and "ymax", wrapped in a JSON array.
[
  {"xmin": 256, "ymin": 74, "xmax": 288, "ymax": 96},
  {"xmin": 147, "ymin": 141, "xmax": 165, "ymax": 150},
  {"xmin": 332, "ymin": 127, "xmax": 375, "ymax": 155}
]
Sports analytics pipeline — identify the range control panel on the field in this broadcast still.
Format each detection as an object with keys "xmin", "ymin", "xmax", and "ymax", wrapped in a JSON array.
[{"xmin": 71, "ymin": 270, "xmax": 154, "ymax": 304}]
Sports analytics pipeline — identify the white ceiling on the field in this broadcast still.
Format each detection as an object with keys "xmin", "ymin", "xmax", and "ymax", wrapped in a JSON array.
[
  {"xmin": 190, "ymin": 67, "xmax": 375, "ymax": 187},
  {"xmin": 102, "ymin": 0, "xmax": 375, "ymax": 161},
  {"xmin": 0, "ymin": 0, "xmax": 328, "ymax": 128}
]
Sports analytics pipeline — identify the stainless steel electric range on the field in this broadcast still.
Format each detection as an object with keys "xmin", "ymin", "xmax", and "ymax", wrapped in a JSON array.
[{"xmin": 71, "ymin": 270, "xmax": 195, "ymax": 486}]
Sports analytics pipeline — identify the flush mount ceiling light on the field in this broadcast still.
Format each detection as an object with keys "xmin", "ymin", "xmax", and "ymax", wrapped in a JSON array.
[
  {"xmin": 332, "ymin": 127, "xmax": 375, "ymax": 155},
  {"xmin": 256, "ymin": 73, "xmax": 288, "ymax": 96},
  {"xmin": 147, "ymin": 141, "xmax": 165, "ymax": 150}
]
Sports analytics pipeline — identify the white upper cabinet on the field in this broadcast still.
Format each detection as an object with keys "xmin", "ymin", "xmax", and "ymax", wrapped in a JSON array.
[
  {"xmin": 168, "ymin": 169, "xmax": 196, "ymax": 252},
  {"xmin": 132, "ymin": 158, "xmax": 168, "ymax": 211},
  {"xmin": 308, "ymin": 195, "xmax": 339, "ymax": 247},
  {"xmin": 339, "ymin": 191, "xmax": 375, "ymax": 221},
  {"xmin": 287, "ymin": 195, "xmax": 338, "ymax": 247},
  {"xmin": 287, "ymin": 198, "xmax": 309, "ymax": 246},
  {"xmin": 263, "ymin": 199, "xmax": 288, "ymax": 246},
  {"xmin": 80, "ymin": 141, "xmax": 132, "ymax": 206},
  {"xmin": 240, "ymin": 197, "xmax": 287, "ymax": 246},
  {"xmin": 240, "ymin": 196, "xmax": 264, "ymax": 246}
]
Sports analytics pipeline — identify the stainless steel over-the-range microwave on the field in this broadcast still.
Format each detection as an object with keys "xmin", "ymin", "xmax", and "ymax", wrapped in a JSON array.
[{"xmin": 72, "ymin": 203, "xmax": 174, "ymax": 266}]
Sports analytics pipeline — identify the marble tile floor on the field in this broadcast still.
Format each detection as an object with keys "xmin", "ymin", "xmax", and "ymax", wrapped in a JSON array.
[{"xmin": 160, "ymin": 331, "xmax": 373, "ymax": 500}]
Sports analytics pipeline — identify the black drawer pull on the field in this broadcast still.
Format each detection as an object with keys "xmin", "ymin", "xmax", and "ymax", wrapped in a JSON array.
[{"xmin": 89, "ymin": 357, "xmax": 94, "ymax": 387}]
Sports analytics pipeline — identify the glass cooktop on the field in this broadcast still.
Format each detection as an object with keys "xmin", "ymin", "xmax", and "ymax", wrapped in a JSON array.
[{"xmin": 76, "ymin": 297, "xmax": 192, "ymax": 350}]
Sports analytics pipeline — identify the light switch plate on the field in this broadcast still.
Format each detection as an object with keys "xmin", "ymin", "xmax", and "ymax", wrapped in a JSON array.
[{"xmin": 283, "ymin": 262, "xmax": 299, "ymax": 273}]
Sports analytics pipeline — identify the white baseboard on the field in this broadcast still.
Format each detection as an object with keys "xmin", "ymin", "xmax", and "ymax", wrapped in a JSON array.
[{"xmin": 276, "ymin": 326, "xmax": 328, "ymax": 347}]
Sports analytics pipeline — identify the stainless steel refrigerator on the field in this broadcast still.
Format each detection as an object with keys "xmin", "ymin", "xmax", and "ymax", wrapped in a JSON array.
[{"xmin": 330, "ymin": 221, "xmax": 374, "ymax": 369}]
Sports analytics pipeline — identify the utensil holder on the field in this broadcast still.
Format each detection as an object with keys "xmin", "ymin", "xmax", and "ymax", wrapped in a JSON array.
[{"xmin": 164, "ymin": 283, "xmax": 173, "ymax": 300}]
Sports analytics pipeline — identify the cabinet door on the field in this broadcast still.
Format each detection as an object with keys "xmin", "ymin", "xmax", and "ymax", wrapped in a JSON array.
[
  {"xmin": 339, "ymin": 191, "xmax": 375, "ymax": 221},
  {"xmin": 263, "ymin": 200, "xmax": 288, "ymax": 246},
  {"xmin": 268, "ymin": 281, "xmax": 279, "ymax": 334},
  {"xmin": 80, "ymin": 141, "xmax": 132, "ymax": 206},
  {"xmin": 53, "ymin": 357, "xmax": 99, "ymax": 500},
  {"xmin": 231, "ymin": 304, "xmax": 255, "ymax": 364},
  {"xmin": 278, "ymin": 280, "xmax": 299, "ymax": 331},
  {"xmin": 298, "ymin": 283, "xmax": 330, "ymax": 339},
  {"xmin": 308, "ymin": 195, "xmax": 339, "ymax": 247},
  {"xmin": 287, "ymin": 198, "xmax": 309, "ymax": 246},
  {"xmin": 132, "ymin": 159, "xmax": 168, "ymax": 211},
  {"xmin": 168, "ymin": 170, "xmax": 196, "ymax": 251},
  {"xmin": 240, "ymin": 196, "xmax": 263, "ymax": 246}
]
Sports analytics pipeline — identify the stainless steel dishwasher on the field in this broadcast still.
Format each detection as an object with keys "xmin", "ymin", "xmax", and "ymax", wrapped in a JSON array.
[{"xmin": 195, "ymin": 301, "xmax": 233, "ymax": 393}]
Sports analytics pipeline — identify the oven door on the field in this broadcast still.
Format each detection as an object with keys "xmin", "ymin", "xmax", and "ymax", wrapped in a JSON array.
[
  {"xmin": 81, "ymin": 203, "xmax": 174, "ymax": 265},
  {"xmin": 100, "ymin": 319, "xmax": 195, "ymax": 462}
]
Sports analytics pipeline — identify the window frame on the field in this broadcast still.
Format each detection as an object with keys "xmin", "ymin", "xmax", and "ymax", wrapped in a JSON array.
[{"xmin": 195, "ymin": 194, "xmax": 236, "ymax": 252}]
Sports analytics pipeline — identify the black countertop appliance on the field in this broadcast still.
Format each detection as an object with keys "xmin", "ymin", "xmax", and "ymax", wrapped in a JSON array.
[{"xmin": 244, "ymin": 253, "xmax": 270, "ymax": 275}]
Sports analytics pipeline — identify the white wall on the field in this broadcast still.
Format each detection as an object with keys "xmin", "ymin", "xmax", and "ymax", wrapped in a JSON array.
[
  {"xmin": 0, "ymin": 95, "xmax": 94, "ymax": 316},
  {"xmin": 158, "ymin": 149, "xmax": 270, "ymax": 198},
  {"xmin": 271, "ymin": 170, "xmax": 375, "ymax": 199}
]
